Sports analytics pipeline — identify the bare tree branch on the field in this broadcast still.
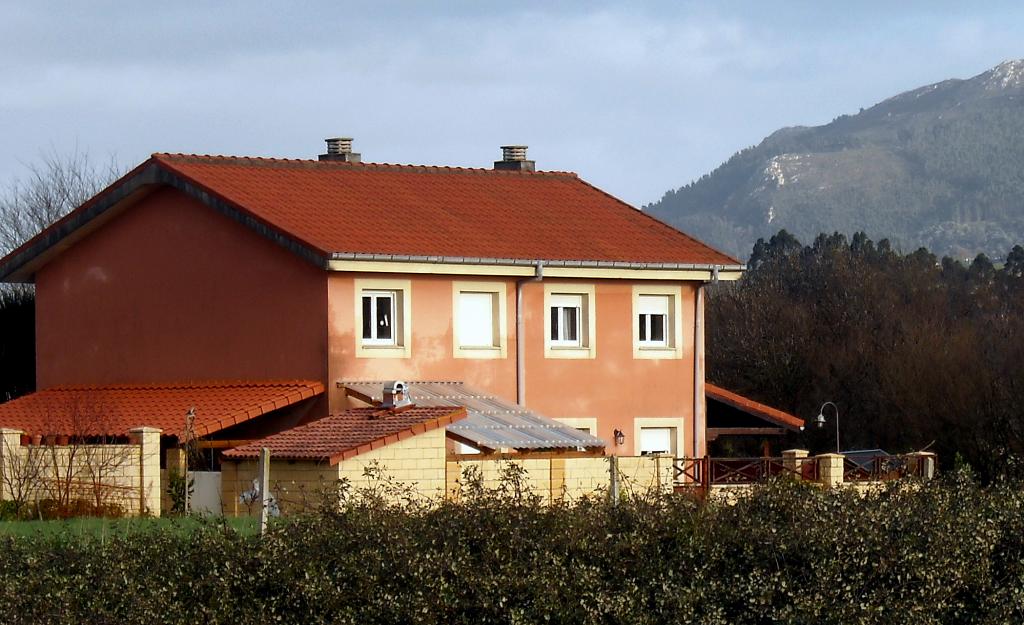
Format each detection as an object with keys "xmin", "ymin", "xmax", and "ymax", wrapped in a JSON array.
[{"xmin": 0, "ymin": 148, "xmax": 122, "ymax": 300}]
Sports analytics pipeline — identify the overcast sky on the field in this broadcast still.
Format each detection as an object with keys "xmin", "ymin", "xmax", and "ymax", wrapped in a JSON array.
[{"xmin": 2, "ymin": 1, "xmax": 1023, "ymax": 207}]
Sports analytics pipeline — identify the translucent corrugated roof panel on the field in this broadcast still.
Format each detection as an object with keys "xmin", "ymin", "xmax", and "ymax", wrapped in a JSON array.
[{"xmin": 339, "ymin": 381, "xmax": 606, "ymax": 451}]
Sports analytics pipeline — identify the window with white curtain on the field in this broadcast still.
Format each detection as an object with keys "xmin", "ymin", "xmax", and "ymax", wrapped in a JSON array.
[
  {"xmin": 549, "ymin": 293, "xmax": 584, "ymax": 347},
  {"xmin": 637, "ymin": 294, "xmax": 670, "ymax": 347}
]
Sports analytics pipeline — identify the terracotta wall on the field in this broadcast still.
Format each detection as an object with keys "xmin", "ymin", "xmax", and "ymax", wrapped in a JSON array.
[
  {"xmin": 326, "ymin": 273, "xmax": 699, "ymax": 456},
  {"xmin": 326, "ymin": 273, "xmax": 518, "ymax": 405},
  {"xmin": 35, "ymin": 187, "xmax": 328, "ymax": 387},
  {"xmin": 29, "ymin": 183, "xmax": 703, "ymax": 457}
]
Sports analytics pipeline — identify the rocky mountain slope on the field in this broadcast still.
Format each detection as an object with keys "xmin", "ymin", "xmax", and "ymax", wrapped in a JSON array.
[{"xmin": 646, "ymin": 60, "xmax": 1024, "ymax": 259}]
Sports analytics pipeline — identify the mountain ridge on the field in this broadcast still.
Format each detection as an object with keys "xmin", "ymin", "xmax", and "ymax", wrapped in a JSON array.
[{"xmin": 646, "ymin": 60, "xmax": 1024, "ymax": 259}]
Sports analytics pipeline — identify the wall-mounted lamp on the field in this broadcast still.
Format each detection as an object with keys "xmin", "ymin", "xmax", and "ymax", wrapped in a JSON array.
[{"xmin": 613, "ymin": 429, "xmax": 625, "ymax": 446}]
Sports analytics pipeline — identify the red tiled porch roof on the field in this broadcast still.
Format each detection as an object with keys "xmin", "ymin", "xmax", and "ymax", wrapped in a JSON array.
[
  {"xmin": 0, "ymin": 381, "xmax": 324, "ymax": 438},
  {"xmin": 706, "ymin": 383, "xmax": 804, "ymax": 430},
  {"xmin": 223, "ymin": 405, "xmax": 466, "ymax": 465}
]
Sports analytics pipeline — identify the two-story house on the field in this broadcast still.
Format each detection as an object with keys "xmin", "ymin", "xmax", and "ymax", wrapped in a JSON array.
[{"xmin": 0, "ymin": 139, "xmax": 801, "ymax": 513}]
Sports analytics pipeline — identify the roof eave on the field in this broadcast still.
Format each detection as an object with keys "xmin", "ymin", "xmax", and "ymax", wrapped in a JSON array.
[
  {"xmin": 706, "ymin": 384, "xmax": 805, "ymax": 430},
  {"xmin": 329, "ymin": 254, "xmax": 745, "ymax": 281},
  {"xmin": 0, "ymin": 161, "xmax": 162, "ymax": 283},
  {"xmin": 328, "ymin": 251, "xmax": 745, "ymax": 272}
]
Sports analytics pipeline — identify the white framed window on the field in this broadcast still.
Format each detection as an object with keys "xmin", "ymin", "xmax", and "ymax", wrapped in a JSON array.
[
  {"xmin": 354, "ymin": 278, "xmax": 412, "ymax": 358},
  {"xmin": 633, "ymin": 417, "xmax": 685, "ymax": 457},
  {"xmin": 361, "ymin": 290, "xmax": 398, "ymax": 345},
  {"xmin": 543, "ymin": 284, "xmax": 596, "ymax": 358},
  {"xmin": 637, "ymin": 295, "xmax": 670, "ymax": 347},
  {"xmin": 631, "ymin": 285, "xmax": 684, "ymax": 359},
  {"xmin": 550, "ymin": 293, "xmax": 583, "ymax": 347},
  {"xmin": 452, "ymin": 282, "xmax": 508, "ymax": 358},
  {"xmin": 639, "ymin": 427, "xmax": 676, "ymax": 456}
]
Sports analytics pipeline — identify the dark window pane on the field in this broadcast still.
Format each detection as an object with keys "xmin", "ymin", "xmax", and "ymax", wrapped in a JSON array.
[
  {"xmin": 564, "ymin": 308, "xmax": 578, "ymax": 342},
  {"xmin": 550, "ymin": 307, "xmax": 559, "ymax": 341},
  {"xmin": 638, "ymin": 314, "xmax": 647, "ymax": 341},
  {"xmin": 650, "ymin": 314, "xmax": 665, "ymax": 342},
  {"xmin": 362, "ymin": 296, "xmax": 373, "ymax": 339},
  {"xmin": 376, "ymin": 295, "xmax": 392, "ymax": 340}
]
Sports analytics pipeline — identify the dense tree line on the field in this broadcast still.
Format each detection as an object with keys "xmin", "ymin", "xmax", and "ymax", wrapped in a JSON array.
[
  {"xmin": 708, "ymin": 230, "xmax": 1024, "ymax": 478},
  {"xmin": 0, "ymin": 291, "xmax": 34, "ymax": 402}
]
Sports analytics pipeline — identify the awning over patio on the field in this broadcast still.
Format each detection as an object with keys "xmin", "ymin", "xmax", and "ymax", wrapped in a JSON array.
[
  {"xmin": 705, "ymin": 383, "xmax": 804, "ymax": 440},
  {"xmin": 0, "ymin": 381, "xmax": 325, "ymax": 438},
  {"xmin": 339, "ymin": 380, "xmax": 607, "ymax": 453}
]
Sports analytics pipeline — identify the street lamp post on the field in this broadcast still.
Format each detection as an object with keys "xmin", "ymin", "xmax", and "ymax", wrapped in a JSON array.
[{"xmin": 814, "ymin": 401, "xmax": 840, "ymax": 454}]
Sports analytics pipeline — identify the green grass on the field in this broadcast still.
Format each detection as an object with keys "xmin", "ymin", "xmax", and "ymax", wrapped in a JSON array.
[{"xmin": 0, "ymin": 515, "xmax": 260, "ymax": 539}]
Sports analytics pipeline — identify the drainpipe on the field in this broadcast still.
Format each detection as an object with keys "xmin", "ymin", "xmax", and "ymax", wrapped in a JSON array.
[
  {"xmin": 516, "ymin": 262, "xmax": 544, "ymax": 406},
  {"xmin": 692, "ymin": 269, "xmax": 717, "ymax": 458}
]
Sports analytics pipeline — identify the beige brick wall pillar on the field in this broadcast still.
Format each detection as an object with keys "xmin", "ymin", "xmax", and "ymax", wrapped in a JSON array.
[
  {"xmin": 0, "ymin": 428, "xmax": 25, "ymax": 501},
  {"xmin": 129, "ymin": 427, "xmax": 162, "ymax": 517},
  {"xmin": 815, "ymin": 453, "xmax": 845, "ymax": 488},
  {"xmin": 782, "ymin": 449, "xmax": 810, "ymax": 477},
  {"xmin": 166, "ymin": 446, "xmax": 186, "ymax": 474}
]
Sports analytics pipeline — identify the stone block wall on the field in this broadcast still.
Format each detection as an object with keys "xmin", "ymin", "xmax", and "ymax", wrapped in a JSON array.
[{"xmin": 0, "ymin": 427, "xmax": 161, "ymax": 516}]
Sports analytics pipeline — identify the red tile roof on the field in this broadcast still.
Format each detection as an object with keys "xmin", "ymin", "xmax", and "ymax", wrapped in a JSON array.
[
  {"xmin": 706, "ymin": 383, "xmax": 804, "ymax": 430},
  {"xmin": 0, "ymin": 153, "xmax": 740, "ymax": 281},
  {"xmin": 223, "ymin": 405, "xmax": 466, "ymax": 465},
  {"xmin": 154, "ymin": 154, "xmax": 738, "ymax": 265},
  {"xmin": 0, "ymin": 381, "xmax": 324, "ymax": 438}
]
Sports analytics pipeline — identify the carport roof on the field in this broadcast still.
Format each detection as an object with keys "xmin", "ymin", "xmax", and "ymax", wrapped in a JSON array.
[{"xmin": 340, "ymin": 380, "xmax": 607, "ymax": 452}]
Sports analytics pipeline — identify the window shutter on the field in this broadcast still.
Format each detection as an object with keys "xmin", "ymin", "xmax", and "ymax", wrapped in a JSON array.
[
  {"xmin": 638, "ymin": 295, "xmax": 669, "ymax": 315},
  {"xmin": 458, "ymin": 292, "xmax": 495, "ymax": 347},
  {"xmin": 639, "ymin": 427, "xmax": 674, "ymax": 455}
]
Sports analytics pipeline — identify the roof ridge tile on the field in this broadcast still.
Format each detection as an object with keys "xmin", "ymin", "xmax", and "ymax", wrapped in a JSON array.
[{"xmin": 153, "ymin": 153, "xmax": 578, "ymax": 177}]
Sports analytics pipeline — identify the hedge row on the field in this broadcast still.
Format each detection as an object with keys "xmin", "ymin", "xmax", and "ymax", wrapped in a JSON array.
[{"xmin": 1, "ymin": 469, "xmax": 1022, "ymax": 624}]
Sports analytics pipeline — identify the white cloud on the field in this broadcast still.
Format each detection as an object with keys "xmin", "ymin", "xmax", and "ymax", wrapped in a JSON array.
[{"xmin": 1, "ymin": 3, "xmax": 1023, "ymax": 206}]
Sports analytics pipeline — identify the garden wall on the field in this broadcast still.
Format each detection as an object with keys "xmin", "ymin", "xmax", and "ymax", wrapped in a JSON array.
[{"xmin": 0, "ymin": 427, "xmax": 160, "ymax": 517}]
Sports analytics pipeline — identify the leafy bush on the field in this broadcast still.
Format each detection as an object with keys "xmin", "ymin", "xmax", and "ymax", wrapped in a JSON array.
[
  {"xmin": 0, "ymin": 473, "xmax": 1022, "ymax": 624},
  {"xmin": 165, "ymin": 468, "xmax": 194, "ymax": 516},
  {"xmin": 0, "ymin": 501, "xmax": 18, "ymax": 521}
]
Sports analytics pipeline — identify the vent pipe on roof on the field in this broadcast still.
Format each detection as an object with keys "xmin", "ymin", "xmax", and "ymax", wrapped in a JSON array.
[
  {"xmin": 381, "ymin": 380, "xmax": 412, "ymax": 410},
  {"xmin": 319, "ymin": 137, "xmax": 361, "ymax": 163},
  {"xmin": 494, "ymin": 145, "xmax": 535, "ymax": 172}
]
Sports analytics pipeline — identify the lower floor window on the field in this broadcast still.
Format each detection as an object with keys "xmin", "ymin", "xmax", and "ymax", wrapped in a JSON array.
[{"xmin": 639, "ymin": 427, "xmax": 676, "ymax": 456}]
